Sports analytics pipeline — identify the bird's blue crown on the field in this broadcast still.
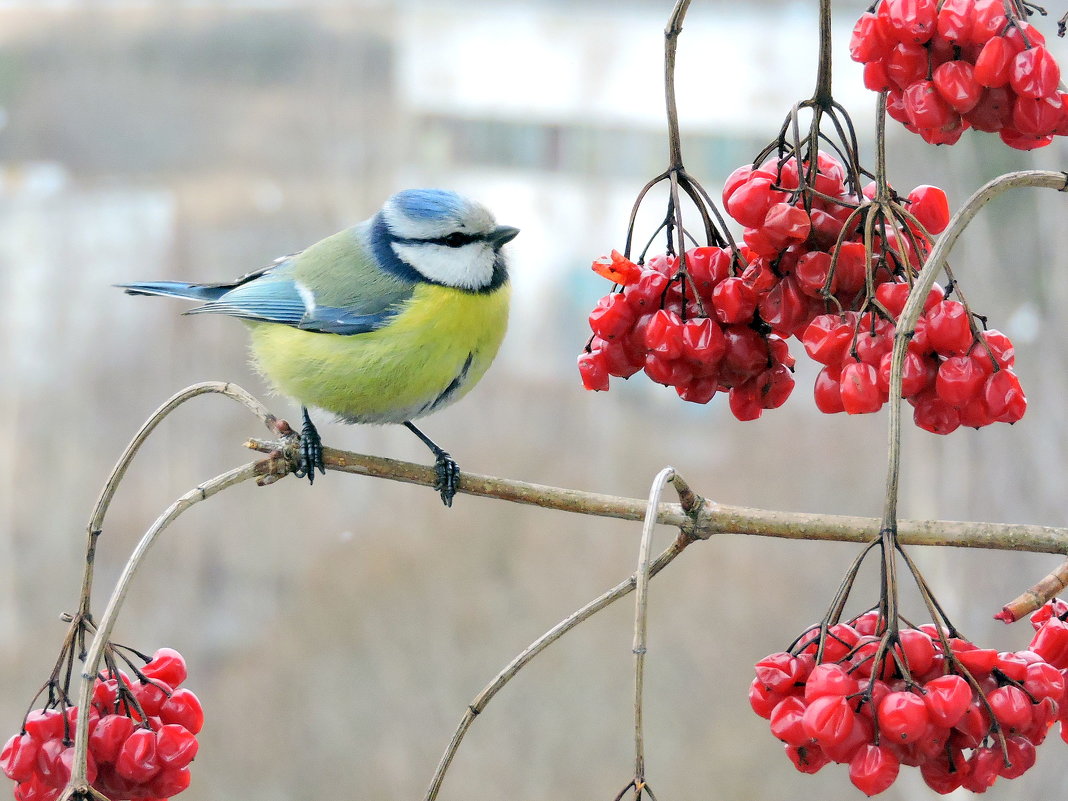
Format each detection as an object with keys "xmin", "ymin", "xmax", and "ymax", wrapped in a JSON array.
[{"xmin": 391, "ymin": 189, "xmax": 464, "ymax": 221}]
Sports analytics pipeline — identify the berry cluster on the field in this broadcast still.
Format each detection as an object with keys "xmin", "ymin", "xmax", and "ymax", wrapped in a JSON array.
[
  {"xmin": 578, "ymin": 248, "xmax": 796, "ymax": 420},
  {"xmin": 803, "ymin": 298, "xmax": 1025, "ymax": 434},
  {"xmin": 850, "ymin": 0, "xmax": 1067, "ymax": 149},
  {"xmin": 580, "ymin": 150, "xmax": 1027, "ymax": 431},
  {"xmin": 750, "ymin": 603, "xmax": 1068, "ymax": 795},
  {"xmin": 1, "ymin": 649, "xmax": 202, "ymax": 801}
]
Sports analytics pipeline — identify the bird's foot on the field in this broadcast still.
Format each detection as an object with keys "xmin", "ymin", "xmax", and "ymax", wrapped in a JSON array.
[
  {"xmin": 433, "ymin": 450, "xmax": 461, "ymax": 508},
  {"xmin": 290, "ymin": 407, "xmax": 325, "ymax": 484}
]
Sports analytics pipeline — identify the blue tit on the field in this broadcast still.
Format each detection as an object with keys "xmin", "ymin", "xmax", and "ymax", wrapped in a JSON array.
[{"xmin": 119, "ymin": 188, "xmax": 519, "ymax": 506}]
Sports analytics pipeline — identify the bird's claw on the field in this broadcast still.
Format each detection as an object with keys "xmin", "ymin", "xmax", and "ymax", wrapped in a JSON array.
[
  {"xmin": 291, "ymin": 408, "xmax": 325, "ymax": 484},
  {"xmin": 434, "ymin": 451, "xmax": 461, "ymax": 507}
]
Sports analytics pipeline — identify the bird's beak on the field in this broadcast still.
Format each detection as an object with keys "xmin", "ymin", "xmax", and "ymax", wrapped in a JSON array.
[{"xmin": 489, "ymin": 225, "xmax": 520, "ymax": 247}]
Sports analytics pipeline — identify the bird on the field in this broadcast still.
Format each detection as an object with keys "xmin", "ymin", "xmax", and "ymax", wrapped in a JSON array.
[{"xmin": 119, "ymin": 188, "xmax": 519, "ymax": 507}]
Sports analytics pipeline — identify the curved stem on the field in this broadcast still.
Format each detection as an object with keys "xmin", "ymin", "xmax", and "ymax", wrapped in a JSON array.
[
  {"xmin": 67, "ymin": 463, "xmax": 260, "ymax": 793},
  {"xmin": 884, "ymin": 169, "xmax": 1068, "ymax": 554},
  {"xmin": 632, "ymin": 468, "xmax": 674, "ymax": 784},
  {"xmin": 423, "ymin": 535, "xmax": 690, "ymax": 801},
  {"xmin": 79, "ymin": 382, "xmax": 274, "ymax": 617}
]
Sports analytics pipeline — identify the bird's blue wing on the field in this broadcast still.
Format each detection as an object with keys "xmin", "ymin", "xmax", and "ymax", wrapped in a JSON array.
[{"xmin": 186, "ymin": 264, "xmax": 406, "ymax": 336}]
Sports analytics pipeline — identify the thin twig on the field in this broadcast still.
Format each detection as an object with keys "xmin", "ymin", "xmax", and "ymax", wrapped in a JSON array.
[
  {"xmin": 66, "ymin": 463, "xmax": 260, "ymax": 795},
  {"xmin": 632, "ymin": 468, "xmax": 675, "ymax": 786},
  {"xmin": 423, "ymin": 534, "xmax": 690, "ymax": 801}
]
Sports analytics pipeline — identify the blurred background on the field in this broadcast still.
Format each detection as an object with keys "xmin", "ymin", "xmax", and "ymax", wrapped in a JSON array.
[{"xmin": 1, "ymin": 0, "xmax": 1067, "ymax": 799}]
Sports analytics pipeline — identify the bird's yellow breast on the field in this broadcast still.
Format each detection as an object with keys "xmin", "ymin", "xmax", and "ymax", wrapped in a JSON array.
[{"xmin": 247, "ymin": 282, "xmax": 510, "ymax": 424}]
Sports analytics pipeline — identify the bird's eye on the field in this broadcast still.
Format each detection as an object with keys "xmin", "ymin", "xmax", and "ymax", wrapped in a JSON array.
[{"xmin": 443, "ymin": 232, "xmax": 468, "ymax": 248}]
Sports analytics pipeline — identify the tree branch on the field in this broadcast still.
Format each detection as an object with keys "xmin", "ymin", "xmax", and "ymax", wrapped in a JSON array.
[{"xmin": 246, "ymin": 438, "xmax": 1068, "ymax": 554}]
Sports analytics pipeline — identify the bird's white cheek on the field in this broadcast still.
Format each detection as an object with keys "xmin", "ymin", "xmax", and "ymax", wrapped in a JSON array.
[{"xmin": 392, "ymin": 242, "xmax": 495, "ymax": 290}]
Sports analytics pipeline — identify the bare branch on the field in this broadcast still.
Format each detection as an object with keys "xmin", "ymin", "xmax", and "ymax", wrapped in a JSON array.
[{"xmin": 247, "ymin": 438, "xmax": 1068, "ymax": 554}]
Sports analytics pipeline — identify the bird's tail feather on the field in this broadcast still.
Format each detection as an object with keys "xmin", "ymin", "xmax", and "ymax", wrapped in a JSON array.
[{"xmin": 117, "ymin": 281, "xmax": 229, "ymax": 302}]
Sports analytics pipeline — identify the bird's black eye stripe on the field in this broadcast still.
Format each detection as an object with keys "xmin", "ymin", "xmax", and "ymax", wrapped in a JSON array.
[
  {"xmin": 441, "ymin": 231, "xmax": 479, "ymax": 248},
  {"xmin": 390, "ymin": 231, "xmax": 485, "ymax": 248}
]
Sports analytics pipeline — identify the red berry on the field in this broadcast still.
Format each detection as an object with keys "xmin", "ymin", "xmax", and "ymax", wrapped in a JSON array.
[
  {"xmin": 114, "ymin": 727, "xmax": 160, "ymax": 783},
  {"xmin": 833, "ymin": 242, "xmax": 868, "ymax": 296},
  {"xmin": 804, "ymin": 664, "xmax": 858, "ymax": 701},
  {"xmin": 897, "ymin": 628, "xmax": 936, "ymax": 675},
  {"xmin": 849, "ymin": 743, "xmax": 900, "ymax": 796},
  {"xmin": 907, "ymin": 185, "xmax": 951, "ymax": 234},
  {"xmin": 761, "ymin": 203, "xmax": 811, "ymax": 251},
  {"xmin": 769, "ymin": 697, "xmax": 809, "ymax": 746},
  {"xmin": 133, "ymin": 680, "xmax": 172, "ymax": 718},
  {"xmin": 159, "ymin": 689, "xmax": 204, "ymax": 735},
  {"xmin": 802, "ymin": 314, "xmax": 853, "ymax": 366},
  {"xmin": 925, "ymin": 300, "xmax": 972, "ymax": 354},
  {"xmin": 33, "ymin": 740, "xmax": 64, "ymax": 787},
  {"xmin": 23, "ymin": 711, "xmax": 64, "ymax": 744},
  {"xmin": 1012, "ymin": 94, "xmax": 1063, "ymax": 138},
  {"xmin": 644, "ymin": 309, "xmax": 685, "ymax": 359},
  {"xmin": 755, "ymin": 363, "xmax": 795, "ymax": 410},
  {"xmin": 680, "ymin": 317, "xmax": 726, "ymax": 365},
  {"xmin": 962, "ymin": 746, "xmax": 1001, "ymax": 793},
  {"xmin": 88, "ymin": 714, "xmax": 137, "ymax": 767},
  {"xmin": 623, "ymin": 270, "xmax": 670, "ymax": 313},
  {"xmin": 728, "ymin": 382, "xmax": 764, "ymax": 421},
  {"xmin": 886, "ymin": 42, "xmax": 929, "ymax": 89},
  {"xmin": 999, "ymin": 126, "xmax": 1054, "ymax": 150},
  {"xmin": 1011, "ymin": 45, "xmax": 1061, "ymax": 99},
  {"xmin": 920, "ymin": 747, "xmax": 969, "ymax": 794},
  {"xmin": 879, "ymin": 691, "xmax": 929, "ymax": 743},
  {"xmin": 878, "ymin": 350, "xmax": 933, "ymax": 398},
  {"xmin": 148, "ymin": 765, "xmax": 192, "ymax": 798},
  {"xmin": 840, "ymin": 361, "xmax": 884, "ymax": 414},
  {"xmin": 883, "ymin": 0, "xmax": 937, "ymax": 44},
  {"xmin": 987, "ymin": 685, "xmax": 1032, "ymax": 733},
  {"xmin": 684, "ymin": 246, "xmax": 730, "ymax": 299},
  {"xmin": 911, "ymin": 390, "xmax": 961, "ymax": 434},
  {"xmin": 936, "ymin": 354, "xmax": 988, "ymax": 406},
  {"xmin": 588, "ymin": 293, "xmax": 635, "ymax": 340},
  {"xmin": 1000, "ymin": 735, "xmax": 1037, "ymax": 779},
  {"xmin": 749, "ymin": 677, "xmax": 786, "ymax": 719},
  {"xmin": 727, "ymin": 175, "xmax": 781, "ymax": 228},
  {"xmin": 155, "ymin": 724, "xmax": 198, "ymax": 769},
  {"xmin": 904, "ymin": 80, "xmax": 957, "ymax": 129},
  {"xmin": 969, "ymin": 0, "xmax": 1007, "ymax": 44},
  {"xmin": 712, "ymin": 277, "xmax": 758, "ymax": 324},
  {"xmin": 1, "ymin": 734, "xmax": 39, "ymax": 783},
  {"xmin": 863, "ymin": 60, "xmax": 892, "ymax": 92},
  {"xmin": 720, "ymin": 325, "xmax": 769, "ymax": 382},
  {"xmin": 966, "ymin": 86, "xmax": 1014, "ymax": 131},
  {"xmin": 850, "ymin": 12, "xmax": 892, "ymax": 62},
  {"xmin": 785, "ymin": 743, "xmax": 830, "ymax": 774},
  {"xmin": 577, "ymin": 349, "xmax": 610, "ymax": 392},
  {"xmin": 983, "ymin": 369, "xmax": 1026, "ymax": 423},
  {"xmin": 676, "ymin": 375, "xmax": 719, "ymax": 404},
  {"xmin": 802, "ymin": 695, "xmax": 857, "ymax": 748},
  {"xmin": 814, "ymin": 366, "xmax": 846, "ymax": 413},
  {"xmin": 923, "ymin": 675, "xmax": 973, "ymax": 729},
  {"xmin": 975, "ymin": 36, "xmax": 1015, "ymax": 87},
  {"xmin": 794, "ymin": 251, "xmax": 833, "ymax": 297},
  {"xmin": 936, "ymin": 0, "xmax": 975, "ymax": 43}
]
